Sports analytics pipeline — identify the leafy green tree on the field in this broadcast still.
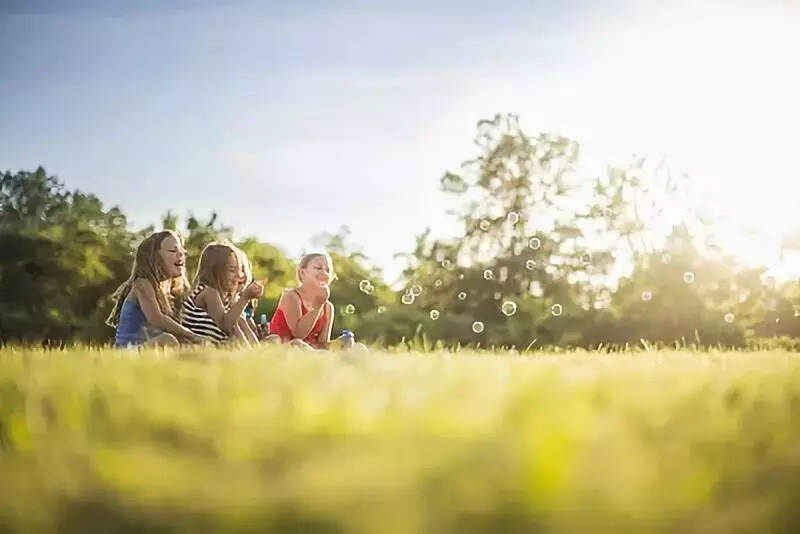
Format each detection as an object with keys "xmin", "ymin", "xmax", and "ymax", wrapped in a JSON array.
[{"xmin": 0, "ymin": 168, "xmax": 135, "ymax": 343}]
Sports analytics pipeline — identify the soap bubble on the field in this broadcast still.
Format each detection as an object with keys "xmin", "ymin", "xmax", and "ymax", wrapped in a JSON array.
[
  {"xmin": 457, "ymin": 291, "xmax": 467, "ymax": 300},
  {"xmin": 551, "ymin": 304, "xmax": 563, "ymax": 316},
  {"xmin": 479, "ymin": 219, "xmax": 491, "ymax": 231},
  {"xmin": 429, "ymin": 309, "xmax": 440, "ymax": 320},
  {"xmin": 724, "ymin": 312, "xmax": 735, "ymax": 323},
  {"xmin": 471, "ymin": 321, "xmax": 485, "ymax": 333},
  {"xmin": 581, "ymin": 252, "xmax": 592, "ymax": 265},
  {"xmin": 458, "ymin": 274, "xmax": 465, "ymax": 280},
  {"xmin": 343, "ymin": 304, "xmax": 356, "ymax": 315},
  {"xmin": 483, "ymin": 269, "xmax": 495, "ymax": 280},
  {"xmin": 501, "ymin": 301, "xmax": 517, "ymax": 316},
  {"xmin": 359, "ymin": 280, "xmax": 373, "ymax": 294},
  {"xmin": 525, "ymin": 259, "xmax": 536, "ymax": 270},
  {"xmin": 410, "ymin": 285, "xmax": 423, "ymax": 296},
  {"xmin": 401, "ymin": 292, "xmax": 415, "ymax": 305},
  {"xmin": 441, "ymin": 259, "xmax": 452, "ymax": 269},
  {"xmin": 493, "ymin": 292, "xmax": 502, "ymax": 300},
  {"xmin": 377, "ymin": 305, "xmax": 386, "ymax": 314},
  {"xmin": 683, "ymin": 271, "xmax": 695, "ymax": 284},
  {"xmin": 507, "ymin": 212, "xmax": 519, "ymax": 224},
  {"xmin": 529, "ymin": 237, "xmax": 541, "ymax": 250},
  {"xmin": 641, "ymin": 291, "xmax": 652, "ymax": 301},
  {"xmin": 434, "ymin": 279, "xmax": 443, "ymax": 288}
]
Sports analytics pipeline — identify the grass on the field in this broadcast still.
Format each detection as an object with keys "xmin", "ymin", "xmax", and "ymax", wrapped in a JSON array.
[{"xmin": 1, "ymin": 345, "xmax": 800, "ymax": 533}]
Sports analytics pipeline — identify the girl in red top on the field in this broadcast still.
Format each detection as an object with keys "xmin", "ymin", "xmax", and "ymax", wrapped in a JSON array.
[{"xmin": 269, "ymin": 253, "xmax": 336, "ymax": 349}]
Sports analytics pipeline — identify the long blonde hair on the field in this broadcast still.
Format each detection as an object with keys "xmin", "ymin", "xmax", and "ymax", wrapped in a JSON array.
[
  {"xmin": 193, "ymin": 242, "xmax": 239, "ymax": 296},
  {"xmin": 106, "ymin": 230, "xmax": 189, "ymax": 327}
]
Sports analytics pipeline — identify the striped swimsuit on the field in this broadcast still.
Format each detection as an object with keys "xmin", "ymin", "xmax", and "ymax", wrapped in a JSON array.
[{"xmin": 182, "ymin": 283, "xmax": 232, "ymax": 343}]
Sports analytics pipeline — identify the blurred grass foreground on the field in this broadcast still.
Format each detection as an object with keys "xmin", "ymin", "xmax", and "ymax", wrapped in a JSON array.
[{"xmin": 2, "ymin": 346, "xmax": 800, "ymax": 533}]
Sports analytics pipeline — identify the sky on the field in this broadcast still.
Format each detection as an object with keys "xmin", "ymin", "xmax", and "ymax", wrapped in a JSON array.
[{"xmin": 2, "ymin": 0, "xmax": 799, "ymax": 282}]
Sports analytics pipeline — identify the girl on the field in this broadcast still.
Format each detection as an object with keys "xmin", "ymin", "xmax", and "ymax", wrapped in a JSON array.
[
  {"xmin": 107, "ymin": 230, "xmax": 207, "ymax": 348},
  {"xmin": 233, "ymin": 246, "xmax": 263, "ymax": 345},
  {"xmin": 269, "ymin": 253, "xmax": 335, "ymax": 349},
  {"xmin": 270, "ymin": 253, "xmax": 366, "ymax": 351},
  {"xmin": 182, "ymin": 242, "xmax": 263, "ymax": 345}
]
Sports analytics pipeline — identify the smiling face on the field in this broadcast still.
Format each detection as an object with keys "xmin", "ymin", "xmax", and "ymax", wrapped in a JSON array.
[
  {"xmin": 299, "ymin": 255, "xmax": 332, "ymax": 289},
  {"xmin": 158, "ymin": 234, "xmax": 186, "ymax": 279}
]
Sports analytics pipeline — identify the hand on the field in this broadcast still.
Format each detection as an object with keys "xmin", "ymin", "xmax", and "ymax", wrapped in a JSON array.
[
  {"xmin": 242, "ymin": 281, "xmax": 264, "ymax": 299},
  {"xmin": 311, "ymin": 285, "xmax": 330, "ymax": 310}
]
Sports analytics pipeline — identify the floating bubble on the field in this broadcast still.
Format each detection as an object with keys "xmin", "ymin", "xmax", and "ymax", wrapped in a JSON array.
[
  {"xmin": 501, "ymin": 301, "xmax": 517, "ymax": 316},
  {"xmin": 479, "ymin": 219, "xmax": 491, "ymax": 231},
  {"xmin": 483, "ymin": 269, "xmax": 495, "ymax": 281},
  {"xmin": 525, "ymin": 259, "xmax": 536, "ymax": 270},
  {"xmin": 661, "ymin": 253, "xmax": 672, "ymax": 264},
  {"xmin": 359, "ymin": 280, "xmax": 373, "ymax": 294},
  {"xmin": 410, "ymin": 285, "xmax": 423, "ymax": 296},
  {"xmin": 641, "ymin": 291, "xmax": 652, "ymax": 301},
  {"xmin": 529, "ymin": 237, "xmax": 541, "ymax": 250},
  {"xmin": 581, "ymin": 252, "xmax": 592, "ymax": 265},
  {"xmin": 471, "ymin": 321, "xmax": 485, "ymax": 334},
  {"xmin": 377, "ymin": 305, "xmax": 386, "ymax": 314},
  {"xmin": 429, "ymin": 309, "xmax": 440, "ymax": 320},
  {"xmin": 683, "ymin": 271, "xmax": 695, "ymax": 284},
  {"xmin": 401, "ymin": 293, "xmax": 415, "ymax": 305},
  {"xmin": 457, "ymin": 291, "xmax": 468, "ymax": 300},
  {"xmin": 458, "ymin": 274, "xmax": 465, "ymax": 280},
  {"xmin": 551, "ymin": 304, "xmax": 563, "ymax": 316},
  {"xmin": 434, "ymin": 279, "xmax": 443, "ymax": 288},
  {"xmin": 493, "ymin": 292, "xmax": 502, "ymax": 300},
  {"xmin": 724, "ymin": 312, "xmax": 735, "ymax": 323},
  {"xmin": 343, "ymin": 304, "xmax": 356, "ymax": 315},
  {"xmin": 507, "ymin": 211, "xmax": 519, "ymax": 224},
  {"xmin": 441, "ymin": 259, "xmax": 452, "ymax": 269}
]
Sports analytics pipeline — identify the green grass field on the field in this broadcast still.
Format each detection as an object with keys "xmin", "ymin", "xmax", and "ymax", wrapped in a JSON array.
[{"xmin": 1, "ymin": 346, "xmax": 799, "ymax": 533}]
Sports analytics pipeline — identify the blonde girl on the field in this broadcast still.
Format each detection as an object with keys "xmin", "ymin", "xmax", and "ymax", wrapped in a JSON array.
[
  {"xmin": 107, "ymin": 230, "xmax": 207, "ymax": 347},
  {"xmin": 268, "ymin": 253, "xmax": 335, "ymax": 349},
  {"xmin": 182, "ymin": 242, "xmax": 263, "ymax": 344}
]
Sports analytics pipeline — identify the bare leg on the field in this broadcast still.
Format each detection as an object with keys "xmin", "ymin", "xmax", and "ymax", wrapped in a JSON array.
[
  {"xmin": 288, "ymin": 338, "xmax": 316, "ymax": 351},
  {"xmin": 143, "ymin": 333, "xmax": 179, "ymax": 348},
  {"xmin": 231, "ymin": 324, "xmax": 252, "ymax": 348},
  {"xmin": 237, "ymin": 316, "xmax": 260, "ymax": 346}
]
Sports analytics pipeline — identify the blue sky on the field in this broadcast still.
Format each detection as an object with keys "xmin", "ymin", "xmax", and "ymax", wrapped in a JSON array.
[{"xmin": 2, "ymin": 1, "xmax": 799, "ymax": 281}]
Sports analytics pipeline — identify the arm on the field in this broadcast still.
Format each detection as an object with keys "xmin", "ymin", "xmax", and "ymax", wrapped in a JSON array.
[
  {"xmin": 133, "ymin": 279, "xmax": 205, "ymax": 342},
  {"xmin": 279, "ymin": 290, "xmax": 325, "ymax": 340},
  {"xmin": 201, "ymin": 287, "xmax": 253, "ymax": 336},
  {"xmin": 315, "ymin": 301, "xmax": 334, "ymax": 349}
]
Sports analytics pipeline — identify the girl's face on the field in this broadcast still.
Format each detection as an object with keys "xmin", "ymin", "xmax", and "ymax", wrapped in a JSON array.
[
  {"xmin": 224, "ymin": 253, "xmax": 240, "ymax": 292},
  {"xmin": 159, "ymin": 235, "xmax": 186, "ymax": 279},
  {"xmin": 301, "ymin": 256, "xmax": 332, "ymax": 289}
]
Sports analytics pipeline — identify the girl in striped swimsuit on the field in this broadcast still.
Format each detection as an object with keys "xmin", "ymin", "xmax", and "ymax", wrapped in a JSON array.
[{"xmin": 182, "ymin": 242, "xmax": 263, "ymax": 345}]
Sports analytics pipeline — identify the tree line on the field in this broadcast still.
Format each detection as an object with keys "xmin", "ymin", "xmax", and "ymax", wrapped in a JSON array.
[{"xmin": 3, "ymin": 115, "xmax": 798, "ymax": 348}]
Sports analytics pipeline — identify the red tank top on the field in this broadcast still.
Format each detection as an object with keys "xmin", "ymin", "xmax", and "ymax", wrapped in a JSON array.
[{"xmin": 269, "ymin": 289, "xmax": 328, "ymax": 347}]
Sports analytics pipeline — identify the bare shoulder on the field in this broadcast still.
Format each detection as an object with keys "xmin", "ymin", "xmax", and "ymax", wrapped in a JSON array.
[
  {"xmin": 132, "ymin": 278, "xmax": 155, "ymax": 297},
  {"xmin": 280, "ymin": 288, "xmax": 299, "ymax": 305},
  {"xmin": 196, "ymin": 285, "xmax": 219, "ymax": 307}
]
